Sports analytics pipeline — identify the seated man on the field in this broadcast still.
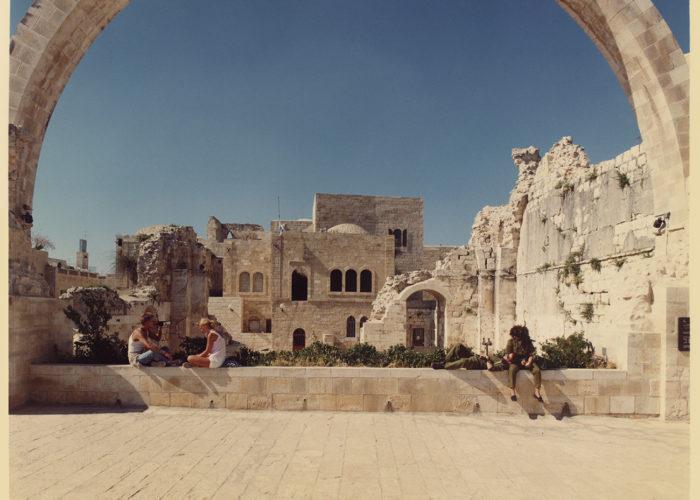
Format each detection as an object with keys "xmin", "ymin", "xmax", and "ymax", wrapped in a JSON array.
[
  {"xmin": 432, "ymin": 343, "xmax": 505, "ymax": 371},
  {"xmin": 128, "ymin": 312, "xmax": 175, "ymax": 367}
]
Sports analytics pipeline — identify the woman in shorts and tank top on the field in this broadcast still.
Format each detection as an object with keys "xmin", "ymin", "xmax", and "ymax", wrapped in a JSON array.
[{"xmin": 183, "ymin": 318, "xmax": 227, "ymax": 368}]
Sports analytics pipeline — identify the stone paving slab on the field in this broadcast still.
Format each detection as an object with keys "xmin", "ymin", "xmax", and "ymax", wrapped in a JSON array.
[{"xmin": 10, "ymin": 406, "xmax": 689, "ymax": 499}]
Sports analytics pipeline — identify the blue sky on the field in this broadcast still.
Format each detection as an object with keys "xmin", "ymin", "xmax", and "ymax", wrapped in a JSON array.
[{"xmin": 11, "ymin": 1, "xmax": 689, "ymax": 274}]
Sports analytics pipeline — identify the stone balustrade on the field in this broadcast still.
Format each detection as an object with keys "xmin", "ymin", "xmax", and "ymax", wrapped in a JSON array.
[{"xmin": 28, "ymin": 364, "xmax": 659, "ymax": 417}]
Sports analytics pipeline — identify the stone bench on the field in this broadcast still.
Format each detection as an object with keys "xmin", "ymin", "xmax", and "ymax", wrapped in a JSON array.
[{"xmin": 27, "ymin": 364, "xmax": 658, "ymax": 416}]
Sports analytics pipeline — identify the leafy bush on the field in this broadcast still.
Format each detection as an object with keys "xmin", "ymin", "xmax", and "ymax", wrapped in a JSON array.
[
  {"xmin": 294, "ymin": 341, "xmax": 344, "ymax": 366},
  {"xmin": 383, "ymin": 344, "xmax": 445, "ymax": 368},
  {"xmin": 538, "ymin": 332, "xmax": 594, "ymax": 368},
  {"xmin": 580, "ymin": 303, "xmax": 595, "ymax": 322},
  {"xmin": 63, "ymin": 288, "xmax": 127, "ymax": 364},
  {"xmin": 590, "ymin": 257, "xmax": 602, "ymax": 272},
  {"xmin": 174, "ymin": 336, "xmax": 208, "ymax": 360},
  {"xmin": 342, "ymin": 342, "xmax": 384, "ymax": 366},
  {"xmin": 585, "ymin": 169, "xmax": 598, "ymax": 182},
  {"xmin": 615, "ymin": 170, "xmax": 630, "ymax": 189},
  {"xmin": 614, "ymin": 257, "xmax": 627, "ymax": 269}
]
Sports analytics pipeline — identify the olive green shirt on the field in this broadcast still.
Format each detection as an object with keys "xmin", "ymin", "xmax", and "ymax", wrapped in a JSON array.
[{"xmin": 505, "ymin": 338, "xmax": 535, "ymax": 357}]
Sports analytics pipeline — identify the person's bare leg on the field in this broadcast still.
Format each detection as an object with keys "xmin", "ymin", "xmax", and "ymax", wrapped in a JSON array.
[{"xmin": 186, "ymin": 355, "xmax": 210, "ymax": 368}]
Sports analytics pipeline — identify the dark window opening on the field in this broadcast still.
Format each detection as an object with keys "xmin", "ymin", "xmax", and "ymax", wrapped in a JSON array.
[
  {"xmin": 291, "ymin": 270, "xmax": 308, "ymax": 301},
  {"xmin": 346, "ymin": 316, "xmax": 356, "ymax": 337},
  {"xmin": 345, "ymin": 269, "xmax": 357, "ymax": 292},
  {"xmin": 239, "ymin": 272, "xmax": 250, "ymax": 293},
  {"xmin": 330, "ymin": 269, "xmax": 342, "ymax": 292},
  {"xmin": 402, "ymin": 229, "xmax": 407, "ymax": 247},
  {"xmin": 393, "ymin": 229, "xmax": 402, "ymax": 248},
  {"xmin": 360, "ymin": 270, "xmax": 372, "ymax": 292},
  {"xmin": 265, "ymin": 319, "xmax": 272, "ymax": 333},
  {"xmin": 253, "ymin": 272, "xmax": 264, "ymax": 292},
  {"xmin": 293, "ymin": 328, "xmax": 306, "ymax": 351},
  {"xmin": 360, "ymin": 316, "xmax": 368, "ymax": 328},
  {"xmin": 412, "ymin": 328, "xmax": 425, "ymax": 347}
]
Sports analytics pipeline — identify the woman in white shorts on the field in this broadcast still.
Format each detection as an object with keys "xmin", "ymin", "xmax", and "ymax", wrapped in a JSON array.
[{"xmin": 183, "ymin": 318, "xmax": 227, "ymax": 368}]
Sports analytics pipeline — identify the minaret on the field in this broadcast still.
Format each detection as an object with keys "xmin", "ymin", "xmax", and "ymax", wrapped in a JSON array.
[{"xmin": 76, "ymin": 239, "xmax": 89, "ymax": 270}]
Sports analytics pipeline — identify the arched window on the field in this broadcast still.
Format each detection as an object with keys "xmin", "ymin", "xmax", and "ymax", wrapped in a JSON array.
[
  {"xmin": 293, "ymin": 328, "xmax": 306, "ymax": 351},
  {"xmin": 291, "ymin": 270, "xmax": 308, "ymax": 301},
  {"xmin": 360, "ymin": 270, "xmax": 372, "ymax": 292},
  {"xmin": 345, "ymin": 269, "xmax": 357, "ymax": 292},
  {"xmin": 330, "ymin": 269, "xmax": 342, "ymax": 292},
  {"xmin": 346, "ymin": 316, "xmax": 356, "ymax": 337},
  {"xmin": 253, "ymin": 272, "xmax": 264, "ymax": 292},
  {"xmin": 239, "ymin": 272, "xmax": 250, "ymax": 293},
  {"xmin": 402, "ymin": 229, "xmax": 408, "ymax": 247},
  {"xmin": 393, "ymin": 229, "xmax": 402, "ymax": 248},
  {"xmin": 248, "ymin": 317, "xmax": 261, "ymax": 332},
  {"xmin": 359, "ymin": 316, "xmax": 368, "ymax": 328}
]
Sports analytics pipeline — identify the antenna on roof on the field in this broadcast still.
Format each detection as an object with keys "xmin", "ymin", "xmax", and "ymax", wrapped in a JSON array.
[{"xmin": 277, "ymin": 196, "xmax": 286, "ymax": 234}]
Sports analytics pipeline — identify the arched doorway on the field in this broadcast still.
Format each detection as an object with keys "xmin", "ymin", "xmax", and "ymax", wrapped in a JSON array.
[
  {"xmin": 405, "ymin": 290, "xmax": 445, "ymax": 350},
  {"xmin": 292, "ymin": 328, "xmax": 306, "ymax": 351}
]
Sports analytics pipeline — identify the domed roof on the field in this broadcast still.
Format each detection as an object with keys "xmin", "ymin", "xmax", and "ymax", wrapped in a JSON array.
[{"xmin": 327, "ymin": 223, "xmax": 368, "ymax": 235}]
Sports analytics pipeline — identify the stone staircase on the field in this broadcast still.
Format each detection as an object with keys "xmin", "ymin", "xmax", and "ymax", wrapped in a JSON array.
[{"xmin": 207, "ymin": 296, "xmax": 241, "ymax": 335}]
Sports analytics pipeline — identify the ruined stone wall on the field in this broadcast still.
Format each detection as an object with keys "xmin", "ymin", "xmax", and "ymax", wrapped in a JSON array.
[
  {"xmin": 46, "ymin": 267, "xmax": 105, "ymax": 297},
  {"xmin": 312, "ymin": 194, "xmax": 424, "ymax": 273},
  {"xmin": 422, "ymin": 245, "xmax": 458, "ymax": 270},
  {"xmin": 516, "ymin": 142, "xmax": 658, "ymax": 367}
]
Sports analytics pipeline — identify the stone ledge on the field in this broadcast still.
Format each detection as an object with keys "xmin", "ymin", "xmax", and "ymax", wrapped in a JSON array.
[{"xmin": 26, "ymin": 364, "xmax": 654, "ymax": 417}]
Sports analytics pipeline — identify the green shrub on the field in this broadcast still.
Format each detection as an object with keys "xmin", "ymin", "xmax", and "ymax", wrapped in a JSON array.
[
  {"xmin": 561, "ymin": 252, "xmax": 583, "ymax": 286},
  {"xmin": 614, "ymin": 257, "xmax": 627, "ymax": 269},
  {"xmin": 539, "ymin": 332, "xmax": 595, "ymax": 368},
  {"xmin": 537, "ymin": 262, "xmax": 553, "ymax": 272},
  {"xmin": 615, "ymin": 170, "xmax": 630, "ymax": 189},
  {"xmin": 63, "ymin": 288, "xmax": 127, "ymax": 364},
  {"xmin": 342, "ymin": 343, "xmax": 384, "ymax": 366},
  {"xmin": 590, "ymin": 257, "xmax": 602, "ymax": 272},
  {"xmin": 294, "ymin": 341, "xmax": 344, "ymax": 366},
  {"xmin": 580, "ymin": 303, "xmax": 595, "ymax": 322},
  {"xmin": 383, "ymin": 344, "xmax": 445, "ymax": 368},
  {"xmin": 585, "ymin": 169, "xmax": 598, "ymax": 182}
]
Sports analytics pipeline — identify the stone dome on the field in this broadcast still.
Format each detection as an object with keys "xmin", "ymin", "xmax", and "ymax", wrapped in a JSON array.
[{"xmin": 327, "ymin": 223, "xmax": 368, "ymax": 235}]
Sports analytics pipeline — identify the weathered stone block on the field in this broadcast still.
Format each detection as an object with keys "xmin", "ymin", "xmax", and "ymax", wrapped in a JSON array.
[
  {"xmin": 307, "ymin": 377, "xmax": 333, "ymax": 394},
  {"xmin": 634, "ymin": 396, "xmax": 660, "ymax": 415},
  {"xmin": 363, "ymin": 395, "xmax": 390, "ymax": 412},
  {"xmin": 610, "ymin": 396, "xmax": 635, "ymax": 414},
  {"xmin": 337, "ymin": 395, "xmax": 363, "ymax": 411},
  {"xmin": 584, "ymin": 396, "xmax": 610, "ymax": 414},
  {"xmin": 267, "ymin": 377, "xmax": 291, "ymax": 394},
  {"xmin": 240, "ymin": 377, "xmax": 266, "ymax": 394},
  {"xmin": 226, "ymin": 393, "xmax": 247, "ymax": 410},
  {"xmin": 192, "ymin": 393, "xmax": 226, "ymax": 409},
  {"xmin": 169, "ymin": 392, "xmax": 193, "ymax": 408},
  {"xmin": 149, "ymin": 392, "xmax": 170, "ymax": 407},
  {"xmin": 272, "ymin": 394, "xmax": 307, "ymax": 411},
  {"xmin": 247, "ymin": 395, "xmax": 272, "ymax": 410}
]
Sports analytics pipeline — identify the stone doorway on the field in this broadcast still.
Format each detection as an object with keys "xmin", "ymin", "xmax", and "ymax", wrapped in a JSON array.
[
  {"xmin": 405, "ymin": 290, "xmax": 444, "ymax": 349},
  {"xmin": 292, "ymin": 328, "xmax": 306, "ymax": 351}
]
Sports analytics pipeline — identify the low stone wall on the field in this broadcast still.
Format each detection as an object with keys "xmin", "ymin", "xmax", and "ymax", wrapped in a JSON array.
[
  {"xmin": 9, "ymin": 297, "xmax": 75, "ymax": 410},
  {"xmin": 27, "ymin": 365, "xmax": 659, "ymax": 417}
]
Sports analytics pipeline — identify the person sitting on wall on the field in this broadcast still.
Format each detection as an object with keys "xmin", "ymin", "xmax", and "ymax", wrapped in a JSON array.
[
  {"xmin": 505, "ymin": 325, "xmax": 543, "ymax": 402},
  {"xmin": 128, "ymin": 312, "xmax": 174, "ymax": 367},
  {"xmin": 182, "ymin": 318, "xmax": 227, "ymax": 369},
  {"xmin": 431, "ymin": 343, "xmax": 505, "ymax": 371}
]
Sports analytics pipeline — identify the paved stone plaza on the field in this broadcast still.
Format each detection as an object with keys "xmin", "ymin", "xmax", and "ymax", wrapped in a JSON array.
[{"xmin": 10, "ymin": 407, "xmax": 688, "ymax": 499}]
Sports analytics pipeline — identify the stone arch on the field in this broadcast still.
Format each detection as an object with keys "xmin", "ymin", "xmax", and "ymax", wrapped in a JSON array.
[{"xmin": 8, "ymin": 1, "xmax": 688, "ymax": 289}]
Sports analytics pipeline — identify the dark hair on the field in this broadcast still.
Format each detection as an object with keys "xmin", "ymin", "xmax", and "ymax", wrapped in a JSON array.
[
  {"xmin": 140, "ymin": 312, "xmax": 157, "ymax": 325},
  {"xmin": 510, "ymin": 325, "xmax": 534, "ymax": 350}
]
